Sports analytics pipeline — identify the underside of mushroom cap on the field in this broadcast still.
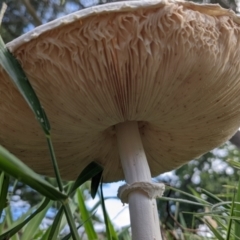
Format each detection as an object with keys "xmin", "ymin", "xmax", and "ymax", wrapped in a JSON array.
[{"xmin": 1, "ymin": 0, "xmax": 240, "ymax": 182}]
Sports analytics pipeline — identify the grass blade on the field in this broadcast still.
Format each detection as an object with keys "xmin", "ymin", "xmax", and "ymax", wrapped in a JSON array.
[
  {"xmin": 118, "ymin": 227, "xmax": 131, "ymax": 240},
  {"xmin": 0, "ymin": 172, "xmax": 9, "ymax": 218},
  {"xmin": 62, "ymin": 200, "xmax": 80, "ymax": 240},
  {"xmin": 234, "ymin": 178, "xmax": 240, "ymax": 239},
  {"xmin": 0, "ymin": 198, "xmax": 50, "ymax": 239},
  {"xmin": 68, "ymin": 162, "xmax": 103, "ymax": 196},
  {"xmin": 21, "ymin": 200, "xmax": 52, "ymax": 240},
  {"xmin": 77, "ymin": 189, "xmax": 97, "ymax": 239},
  {"xmin": 100, "ymin": 183, "xmax": 118, "ymax": 240},
  {"xmin": 106, "ymin": 213, "xmax": 118, "ymax": 240},
  {"xmin": 0, "ymin": 37, "xmax": 50, "ymax": 135},
  {"xmin": 167, "ymin": 186, "xmax": 210, "ymax": 205},
  {"xmin": 46, "ymin": 136, "xmax": 63, "ymax": 192},
  {"xmin": 4, "ymin": 207, "xmax": 20, "ymax": 240},
  {"xmin": 0, "ymin": 145, "xmax": 67, "ymax": 200},
  {"xmin": 100, "ymin": 183, "xmax": 111, "ymax": 240},
  {"xmin": 62, "ymin": 225, "xmax": 81, "ymax": 240},
  {"xmin": 40, "ymin": 206, "xmax": 64, "ymax": 240},
  {"xmin": 91, "ymin": 170, "xmax": 103, "ymax": 199},
  {"xmin": 158, "ymin": 196, "xmax": 211, "ymax": 207},
  {"xmin": 204, "ymin": 218, "xmax": 224, "ymax": 240},
  {"xmin": 226, "ymin": 191, "xmax": 235, "ymax": 240}
]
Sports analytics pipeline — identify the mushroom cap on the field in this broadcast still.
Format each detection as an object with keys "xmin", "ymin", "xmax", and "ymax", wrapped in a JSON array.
[{"xmin": 1, "ymin": 0, "xmax": 240, "ymax": 182}]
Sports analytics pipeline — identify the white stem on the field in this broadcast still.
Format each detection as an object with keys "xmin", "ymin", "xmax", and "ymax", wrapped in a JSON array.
[{"xmin": 116, "ymin": 121, "xmax": 162, "ymax": 240}]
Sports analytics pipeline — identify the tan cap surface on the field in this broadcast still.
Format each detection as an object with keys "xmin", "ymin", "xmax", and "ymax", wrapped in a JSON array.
[{"xmin": 1, "ymin": 0, "xmax": 240, "ymax": 182}]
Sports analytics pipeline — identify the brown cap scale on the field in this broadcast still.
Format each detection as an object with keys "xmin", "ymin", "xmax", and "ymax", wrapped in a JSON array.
[{"xmin": 1, "ymin": 1, "xmax": 240, "ymax": 239}]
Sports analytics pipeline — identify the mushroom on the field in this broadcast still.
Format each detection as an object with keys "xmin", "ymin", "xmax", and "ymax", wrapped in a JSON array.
[{"xmin": 1, "ymin": 0, "xmax": 240, "ymax": 239}]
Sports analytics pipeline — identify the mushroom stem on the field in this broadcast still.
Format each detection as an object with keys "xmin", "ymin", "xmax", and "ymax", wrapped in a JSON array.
[{"xmin": 116, "ymin": 121, "xmax": 162, "ymax": 240}]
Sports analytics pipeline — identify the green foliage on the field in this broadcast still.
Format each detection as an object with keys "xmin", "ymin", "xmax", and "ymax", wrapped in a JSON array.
[
  {"xmin": 0, "ymin": 198, "xmax": 50, "ymax": 239},
  {"xmin": 0, "ymin": 145, "xmax": 66, "ymax": 200},
  {"xmin": 42, "ymin": 207, "xmax": 64, "ymax": 240},
  {"xmin": 158, "ymin": 147, "xmax": 240, "ymax": 229},
  {"xmin": 20, "ymin": 199, "xmax": 52, "ymax": 240},
  {"xmin": 100, "ymin": 184, "xmax": 118, "ymax": 240},
  {"xmin": 0, "ymin": 172, "xmax": 9, "ymax": 218},
  {"xmin": 157, "ymin": 168, "xmax": 240, "ymax": 240},
  {"xmin": 77, "ymin": 189, "xmax": 98, "ymax": 239}
]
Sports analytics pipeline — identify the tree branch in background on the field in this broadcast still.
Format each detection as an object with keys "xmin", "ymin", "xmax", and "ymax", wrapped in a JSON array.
[
  {"xmin": 229, "ymin": 130, "xmax": 240, "ymax": 149},
  {"xmin": 0, "ymin": 3, "xmax": 7, "ymax": 25},
  {"xmin": 22, "ymin": 0, "xmax": 42, "ymax": 26}
]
